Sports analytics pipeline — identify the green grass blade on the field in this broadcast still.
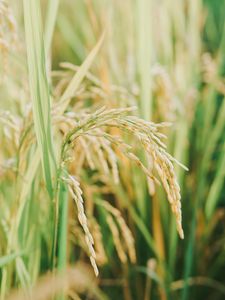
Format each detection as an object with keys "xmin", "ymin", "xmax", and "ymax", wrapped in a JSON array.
[
  {"xmin": 57, "ymin": 14, "xmax": 85, "ymax": 61},
  {"xmin": 202, "ymin": 97, "xmax": 225, "ymax": 174},
  {"xmin": 55, "ymin": 32, "xmax": 105, "ymax": 114},
  {"xmin": 135, "ymin": 0, "xmax": 152, "ymax": 120},
  {"xmin": 181, "ymin": 214, "xmax": 197, "ymax": 300},
  {"xmin": 57, "ymin": 181, "xmax": 68, "ymax": 272},
  {"xmin": 18, "ymin": 148, "xmax": 40, "ymax": 217},
  {"xmin": 0, "ymin": 252, "xmax": 23, "ymax": 268},
  {"xmin": 57, "ymin": 180, "xmax": 68, "ymax": 300},
  {"xmin": 205, "ymin": 142, "xmax": 225, "ymax": 218},
  {"xmin": 44, "ymin": 0, "xmax": 60, "ymax": 56},
  {"xmin": 23, "ymin": 0, "xmax": 56, "ymax": 198}
]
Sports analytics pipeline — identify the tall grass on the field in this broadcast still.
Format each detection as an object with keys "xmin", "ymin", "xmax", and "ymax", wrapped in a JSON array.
[{"xmin": 0, "ymin": 0, "xmax": 225, "ymax": 299}]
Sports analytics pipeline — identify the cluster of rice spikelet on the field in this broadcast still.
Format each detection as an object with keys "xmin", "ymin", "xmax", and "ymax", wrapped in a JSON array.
[
  {"xmin": 201, "ymin": 53, "xmax": 225, "ymax": 95},
  {"xmin": 90, "ymin": 218, "xmax": 108, "ymax": 266},
  {"xmin": 151, "ymin": 64, "xmax": 176, "ymax": 121},
  {"xmin": 60, "ymin": 106, "xmax": 186, "ymax": 249},
  {"xmin": 119, "ymin": 116, "xmax": 186, "ymax": 239},
  {"xmin": 98, "ymin": 200, "xmax": 136, "ymax": 263},
  {"xmin": 62, "ymin": 174, "xmax": 99, "ymax": 276},
  {"xmin": 0, "ymin": 110, "xmax": 21, "ymax": 145},
  {"xmin": 202, "ymin": 53, "xmax": 217, "ymax": 83}
]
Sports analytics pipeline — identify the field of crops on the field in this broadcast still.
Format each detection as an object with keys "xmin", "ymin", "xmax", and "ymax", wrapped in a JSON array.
[{"xmin": 0, "ymin": 0, "xmax": 225, "ymax": 299}]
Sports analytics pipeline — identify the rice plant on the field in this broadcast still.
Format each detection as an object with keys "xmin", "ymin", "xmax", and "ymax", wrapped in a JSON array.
[{"xmin": 0, "ymin": 0, "xmax": 225, "ymax": 299}]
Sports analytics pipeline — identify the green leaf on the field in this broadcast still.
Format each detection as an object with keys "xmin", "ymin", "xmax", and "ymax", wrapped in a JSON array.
[{"xmin": 23, "ymin": 0, "xmax": 56, "ymax": 198}]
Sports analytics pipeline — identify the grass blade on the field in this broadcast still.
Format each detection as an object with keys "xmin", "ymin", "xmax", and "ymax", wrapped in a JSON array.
[
  {"xmin": 135, "ymin": 0, "xmax": 152, "ymax": 120},
  {"xmin": 205, "ymin": 143, "xmax": 225, "ymax": 218},
  {"xmin": 23, "ymin": 0, "xmax": 56, "ymax": 198},
  {"xmin": 0, "ymin": 252, "xmax": 23, "ymax": 268},
  {"xmin": 44, "ymin": 0, "xmax": 60, "ymax": 56},
  {"xmin": 55, "ymin": 32, "xmax": 105, "ymax": 114},
  {"xmin": 57, "ymin": 180, "xmax": 68, "ymax": 300}
]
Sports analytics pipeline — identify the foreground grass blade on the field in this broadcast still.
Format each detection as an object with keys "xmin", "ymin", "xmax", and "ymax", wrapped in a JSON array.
[{"xmin": 23, "ymin": 0, "xmax": 56, "ymax": 198}]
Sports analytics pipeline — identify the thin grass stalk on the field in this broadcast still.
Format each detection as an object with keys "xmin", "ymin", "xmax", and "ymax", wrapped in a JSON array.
[
  {"xmin": 181, "ymin": 212, "xmax": 197, "ymax": 300},
  {"xmin": 135, "ymin": 0, "xmax": 152, "ymax": 121},
  {"xmin": 152, "ymin": 194, "xmax": 167, "ymax": 300},
  {"xmin": 205, "ymin": 142, "xmax": 225, "ymax": 219},
  {"xmin": 57, "ymin": 13, "xmax": 85, "ymax": 61},
  {"xmin": 202, "ymin": 21, "xmax": 225, "ymax": 147},
  {"xmin": 57, "ymin": 180, "xmax": 68, "ymax": 300},
  {"xmin": 135, "ymin": 0, "xmax": 153, "ymax": 229},
  {"xmin": 44, "ymin": 0, "xmax": 60, "ymax": 56},
  {"xmin": 202, "ymin": 97, "xmax": 225, "ymax": 175},
  {"xmin": 55, "ymin": 32, "xmax": 105, "ymax": 115},
  {"xmin": 169, "ymin": 120, "xmax": 188, "ymax": 275}
]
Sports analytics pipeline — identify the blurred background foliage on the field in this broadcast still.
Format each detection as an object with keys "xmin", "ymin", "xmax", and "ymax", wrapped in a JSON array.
[{"xmin": 0, "ymin": 0, "xmax": 225, "ymax": 299}]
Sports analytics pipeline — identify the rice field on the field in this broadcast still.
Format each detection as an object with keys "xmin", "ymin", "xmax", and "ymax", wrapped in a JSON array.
[{"xmin": 0, "ymin": 0, "xmax": 225, "ymax": 299}]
